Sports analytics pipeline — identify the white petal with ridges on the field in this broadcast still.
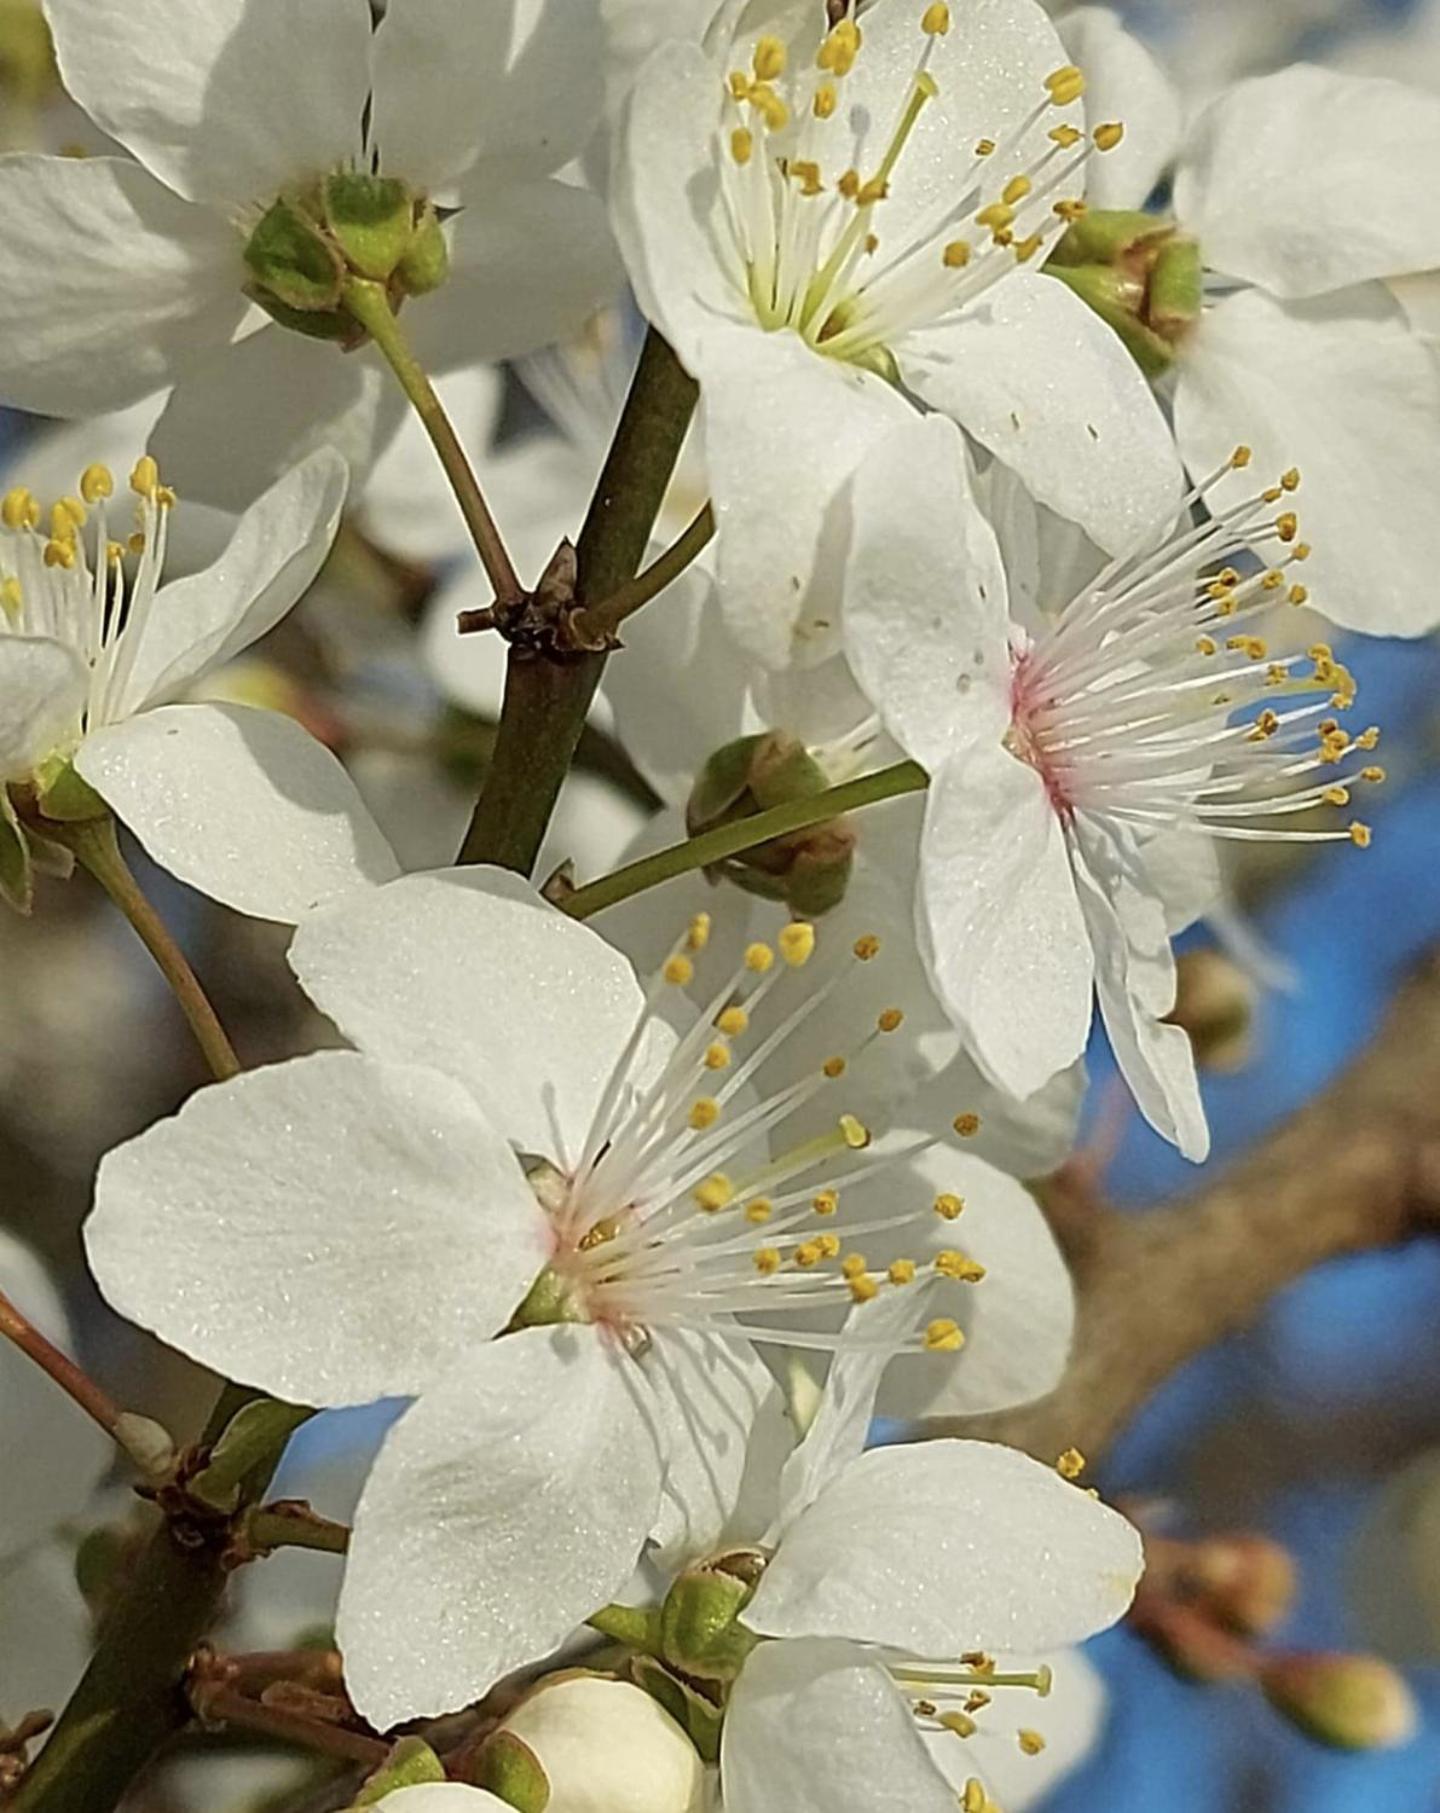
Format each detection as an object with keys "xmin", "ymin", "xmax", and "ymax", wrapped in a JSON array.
[{"xmin": 0, "ymin": 637, "xmax": 87, "ymax": 780}]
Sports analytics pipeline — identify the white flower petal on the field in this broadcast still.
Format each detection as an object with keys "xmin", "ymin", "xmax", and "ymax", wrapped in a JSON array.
[
  {"xmin": 0, "ymin": 155, "xmax": 247, "ymax": 416},
  {"xmin": 701, "ymin": 321, "xmax": 912, "ymax": 667},
  {"xmin": 902, "ymin": 275, "xmax": 1183, "ymax": 557},
  {"xmin": 924, "ymin": 1647, "xmax": 1105, "ymax": 1811},
  {"xmin": 372, "ymin": 0, "xmax": 604, "ymax": 189},
  {"xmin": 76, "ymin": 704, "xmax": 402, "ymax": 924},
  {"xmin": 45, "ymin": 0, "xmax": 371, "ymax": 208},
  {"xmin": 1173, "ymin": 284, "xmax": 1440, "ymax": 637},
  {"xmin": 921, "ymin": 745, "xmax": 1094, "ymax": 1100},
  {"xmin": 0, "ymin": 1543, "xmax": 93, "ymax": 1728},
  {"xmin": 1176, "ymin": 65, "xmax": 1440, "ymax": 297},
  {"xmin": 1058, "ymin": 8, "xmax": 1180, "ymax": 211},
  {"xmin": 844, "ymin": 414, "xmax": 1012, "ymax": 771},
  {"xmin": 746, "ymin": 1441, "xmax": 1142, "ymax": 1655},
  {"xmin": 148, "ymin": 330, "xmax": 400, "ymax": 512},
  {"xmin": 403, "ymin": 181, "xmax": 622, "ymax": 375},
  {"xmin": 375, "ymin": 1792, "xmax": 514, "ymax": 1813},
  {"xmin": 338, "ymin": 1325, "xmax": 664, "ymax": 1726},
  {"xmin": 0, "ymin": 636, "xmax": 88, "ymax": 779},
  {"xmin": 723, "ymin": 1638, "xmax": 958, "ymax": 1813},
  {"xmin": 289, "ymin": 866, "xmax": 649, "ymax": 1168},
  {"xmin": 643, "ymin": 1328, "xmax": 791, "ymax": 1568},
  {"xmin": 85, "ymin": 1050, "xmax": 546, "ymax": 1405},
  {"xmin": 1069, "ymin": 815, "xmax": 1209, "ymax": 1161},
  {"xmin": 121, "ymin": 450, "xmax": 349, "ymax": 715},
  {"xmin": 1390, "ymin": 270, "xmax": 1440, "ymax": 341},
  {"xmin": 0, "ymin": 1232, "xmax": 110, "ymax": 1559}
]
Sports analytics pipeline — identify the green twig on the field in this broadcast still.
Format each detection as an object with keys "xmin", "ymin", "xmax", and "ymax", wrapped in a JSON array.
[
  {"xmin": 568, "ymin": 500, "xmax": 716, "ymax": 645},
  {"xmin": 563, "ymin": 761, "xmax": 930, "ymax": 920},
  {"xmin": 458, "ymin": 329, "xmax": 699, "ymax": 873}
]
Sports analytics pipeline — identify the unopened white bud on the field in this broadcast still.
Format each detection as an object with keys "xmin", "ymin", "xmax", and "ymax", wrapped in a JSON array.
[{"xmin": 484, "ymin": 1676, "xmax": 705, "ymax": 1813}]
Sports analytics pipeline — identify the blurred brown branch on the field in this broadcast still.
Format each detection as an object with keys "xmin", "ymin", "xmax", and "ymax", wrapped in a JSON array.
[{"xmin": 938, "ymin": 951, "xmax": 1440, "ymax": 1461}]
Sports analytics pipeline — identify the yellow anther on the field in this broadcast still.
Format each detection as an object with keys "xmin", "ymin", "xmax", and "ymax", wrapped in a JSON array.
[
  {"xmin": 924, "ymin": 1318, "xmax": 966, "ymax": 1353},
  {"xmin": 127, "ymin": 531, "xmax": 147, "ymax": 556},
  {"xmin": 79, "ymin": 463, "xmax": 115, "ymax": 505},
  {"xmin": 130, "ymin": 455, "xmax": 161, "ymax": 500},
  {"xmin": 856, "ymin": 175, "xmax": 889, "ymax": 206},
  {"xmin": 1281, "ymin": 467, "xmax": 1301, "ymax": 491},
  {"xmin": 848, "ymin": 1274, "xmax": 879, "ymax": 1304},
  {"xmin": 1362, "ymin": 766, "xmax": 1386, "ymax": 784},
  {"xmin": 816, "ymin": 1233, "xmax": 841, "ymax": 1259},
  {"xmin": 795, "ymin": 1240, "xmax": 825, "ymax": 1269},
  {"xmin": 838, "ymin": 167, "xmax": 861, "ymax": 200},
  {"xmin": 823, "ymin": 1055, "xmax": 847, "ymax": 1079},
  {"xmin": 1265, "ymin": 663, "xmax": 1288, "ymax": 686},
  {"xmin": 0, "ymin": 577, "xmax": 21, "ymax": 622},
  {"xmin": 746, "ymin": 1198, "xmax": 774, "ymax": 1225},
  {"xmin": 745, "ymin": 942, "xmax": 775, "ymax": 974},
  {"xmin": 1226, "ymin": 635, "xmax": 1268, "ymax": 660},
  {"xmin": 704, "ymin": 1043, "xmax": 732, "ymax": 1072},
  {"xmin": 689, "ymin": 1098, "xmax": 722, "ymax": 1130},
  {"xmin": 1322, "ymin": 786, "xmax": 1350, "ymax": 807},
  {"xmin": 933, "ymin": 1192, "xmax": 965, "ymax": 1220},
  {"xmin": 1349, "ymin": 822, "xmax": 1373, "ymax": 848},
  {"xmin": 1262, "ymin": 485, "xmax": 1282, "ymax": 504},
  {"xmin": 953, "ymin": 1112, "xmax": 981, "ymax": 1138},
  {"xmin": 1308, "ymin": 642, "xmax": 1333, "ymax": 661},
  {"xmin": 1056, "ymin": 1448, "xmax": 1086, "ymax": 1480},
  {"xmin": 936, "ymin": 1250, "xmax": 986, "ymax": 1282},
  {"xmin": 1053, "ymin": 196, "xmax": 1087, "ymax": 222},
  {"xmin": 1048, "ymin": 123, "xmax": 1082, "ymax": 149},
  {"xmin": 840, "ymin": 1113, "xmax": 871, "ymax": 1150},
  {"xmin": 975, "ymin": 136, "xmax": 996, "ymax": 156},
  {"xmin": 753, "ymin": 1247, "xmax": 782, "ymax": 1275},
  {"xmin": 749, "ymin": 83, "xmax": 790, "ymax": 131},
  {"xmin": 1018, "ymin": 1730, "xmax": 1047, "ymax": 1756},
  {"xmin": 696, "ymin": 1174, "xmax": 735, "ymax": 1212},
  {"xmin": 1, "ymin": 487, "xmax": 38, "ymax": 531},
  {"xmin": 51, "ymin": 497, "xmax": 85, "ymax": 537},
  {"xmin": 812, "ymin": 1190, "xmax": 839, "ymax": 1217},
  {"xmin": 1356, "ymin": 727, "xmax": 1381, "ymax": 751},
  {"xmin": 1092, "ymin": 121, "xmax": 1124, "ymax": 152},
  {"xmin": 729, "ymin": 69, "xmax": 752, "ymax": 101},
  {"xmin": 1195, "ymin": 636, "xmax": 1218, "ymax": 656},
  {"xmin": 687, "ymin": 912, "xmax": 712, "ymax": 951},
  {"xmin": 888, "ymin": 1259, "xmax": 917, "ymax": 1285},
  {"xmin": 877, "ymin": 1007, "xmax": 904, "ymax": 1033},
  {"xmin": 922, "ymin": 2, "xmax": 951, "ymax": 34},
  {"xmin": 940, "ymin": 1712, "xmax": 977, "ymax": 1738},
  {"xmin": 790, "ymin": 159, "xmax": 824, "ymax": 196},
  {"xmin": 864, "ymin": 231, "xmax": 879, "ymax": 254},
  {"xmin": 1276, "ymin": 512, "xmax": 1299, "ymax": 543},
  {"xmin": 752, "ymin": 34, "xmax": 787, "ymax": 80},
  {"xmin": 717, "ymin": 1005, "xmax": 749, "ymax": 1037},
  {"xmin": 813, "ymin": 82, "xmax": 838, "ymax": 120},
  {"xmin": 853, "ymin": 934, "xmax": 881, "ymax": 960},
  {"xmin": 664, "ymin": 954, "xmax": 695, "ymax": 987},
  {"xmin": 1261, "ymin": 570, "xmax": 1285, "ymax": 591},
  {"xmin": 841, "ymin": 1253, "xmax": 868, "ymax": 1280},
  {"xmin": 943, "ymin": 238, "xmax": 972, "ymax": 269},
  {"xmin": 964, "ymin": 1784, "xmax": 987, "ymax": 1813},
  {"xmin": 817, "ymin": 19, "xmax": 862, "ymax": 77},
  {"xmin": 1248, "ymin": 709, "xmax": 1281, "ymax": 741},
  {"xmin": 1044, "ymin": 64, "xmax": 1085, "ymax": 106},
  {"xmin": 1294, "ymin": 542, "xmax": 1312, "ymax": 560},
  {"xmin": 1289, "ymin": 584, "xmax": 1309, "ymax": 605},
  {"xmin": 1013, "ymin": 232, "xmax": 1043, "ymax": 263},
  {"xmin": 974, "ymin": 200, "xmax": 1014, "ymax": 232},
  {"xmin": 43, "ymin": 538, "xmax": 75, "ymax": 569},
  {"xmin": 1230, "ymin": 444, "xmax": 1253, "ymax": 469},
  {"xmin": 1002, "ymin": 174, "xmax": 1032, "ymax": 206},
  {"xmin": 780, "ymin": 921, "xmax": 816, "ymax": 966}
]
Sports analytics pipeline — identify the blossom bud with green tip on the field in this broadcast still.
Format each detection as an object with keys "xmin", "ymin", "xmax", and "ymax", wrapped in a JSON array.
[
  {"xmin": 659, "ymin": 1555, "xmax": 763, "ymax": 1685},
  {"xmin": 1260, "ymin": 1652, "xmax": 1419, "ymax": 1751},
  {"xmin": 472, "ymin": 1674, "xmax": 706, "ymax": 1813},
  {"xmin": 1046, "ymin": 210, "xmax": 1202, "ymax": 377}
]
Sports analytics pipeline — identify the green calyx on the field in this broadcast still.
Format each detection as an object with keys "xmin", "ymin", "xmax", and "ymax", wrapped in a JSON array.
[
  {"xmin": 470, "ymin": 1731, "xmax": 551, "ymax": 1812},
  {"xmin": 507, "ymin": 1264, "xmax": 586, "ymax": 1331},
  {"xmin": 1045, "ymin": 209, "xmax": 1203, "ymax": 377},
  {"xmin": 242, "ymin": 175, "xmax": 451, "ymax": 341},
  {"xmin": 658, "ymin": 1558, "xmax": 763, "ymax": 1685},
  {"xmin": 352, "ymin": 1739, "xmax": 448, "ymax": 1806},
  {"xmin": 687, "ymin": 731, "xmax": 857, "ymax": 917}
]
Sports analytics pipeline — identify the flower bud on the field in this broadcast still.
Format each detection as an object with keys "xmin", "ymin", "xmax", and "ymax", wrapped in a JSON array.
[
  {"xmin": 243, "ymin": 196, "xmax": 345, "ymax": 314},
  {"xmin": 397, "ymin": 206, "xmax": 452, "ymax": 297},
  {"xmin": 1260, "ymin": 1652, "xmax": 1418, "ymax": 1751},
  {"xmin": 323, "ymin": 173, "xmax": 417, "ymax": 283},
  {"xmin": 1190, "ymin": 1532, "xmax": 1295, "ymax": 1635},
  {"xmin": 1165, "ymin": 951, "xmax": 1258, "ymax": 1074},
  {"xmin": 687, "ymin": 732, "xmax": 856, "ymax": 917},
  {"xmin": 475, "ymin": 1675, "xmax": 706, "ymax": 1813},
  {"xmin": 659, "ymin": 1561, "xmax": 761, "ymax": 1684},
  {"xmin": 1045, "ymin": 210, "xmax": 1202, "ymax": 376}
]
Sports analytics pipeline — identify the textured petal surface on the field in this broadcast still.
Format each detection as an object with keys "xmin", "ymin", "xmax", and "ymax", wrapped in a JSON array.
[
  {"xmin": 76, "ymin": 704, "xmax": 401, "ymax": 923},
  {"xmin": 1058, "ymin": 7, "xmax": 1180, "ymax": 210},
  {"xmin": 338, "ymin": 1326, "xmax": 664, "ymax": 1726},
  {"xmin": 1176, "ymin": 65, "xmax": 1440, "ymax": 297},
  {"xmin": 45, "ymin": 0, "xmax": 371, "ymax": 207},
  {"xmin": 290, "ymin": 867, "xmax": 648, "ymax": 1167},
  {"xmin": 85, "ymin": 1050, "xmax": 546, "ymax": 1405},
  {"xmin": 372, "ymin": 0, "xmax": 604, "ymax": 187},
  {"xmin": 0, "ymin": 636, "xmax": 87, "ymax": 779},
  {"xmin": 723, "ymin": 1638, "xmax": 958, "ymax": 1813},
  {"xmin": 902, "ymin": 277, "xmax": 1183, "ymax": 557},
  {"xmin": 0, "ymin": 1232, "xmax": 110, "ymax": 1559},
  {"xmin": 844, "ymin": 414, "xmax": 1011, "ymax": 772},
  {"xmin": 0, "ymin": 155, "xmax": 248, "ymax": 416},
  {"xmin": 1173, "ymin": 284, "xmax": 1440, "ymax": 637},
  {"xmin": 921, "ymin": 745, "xmax": 1094, "ymax": 1099},
  {"xmin": 121, "ymin": 450, "xmax": 349, "ymax": 714},
  {"xmin": 1069, "ymin": 816, "xmax": 1209, "ymax": 1162},
  {"xmin": 747, "ymin": 1441, "xmax": 1142, "ymax": 1654}
]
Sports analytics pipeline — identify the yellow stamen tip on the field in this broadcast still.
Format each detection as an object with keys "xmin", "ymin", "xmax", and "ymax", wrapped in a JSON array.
[
  {"xmin": 696, "ymin": 1174, "xmax": 735, "ymax": 1212},
  {"xmin": 752, "ymin": 34, "xmax": 787, "ymax": 80},
  {"xmin": 745, "ymin": 1198, "xmax": 774, "ymax": 1225},
  {"xmin": 688, "ymin": 1098, "xmax": 721, "ymax": 1130},
  {"xmin": 877, "ymin": 1008, "xmax": 904, "ymax": 1033},
  {"xmin": 1001, "ymin": 173, "xmax": 1032, "ymax": 205},
  {"xmin": 924, "ymin": 1317, "xmax": 966, "ymax": 1352},
  {"xmin": 922, "ymin": 2, "xmax": 951, "ymax": 34},
  {"xmin": 813, "ymin": 82, "xmax": 837, "ymax": 120},
  {"xmin": 1044, "ymin": 64, "xmax": 1085, "ymax": 106},
  {"xmin": 1018, "ymin": 1730, "xmax": 1047, "ymax": 1756},
  {"xmin": 1057, "ymin": 1448, "xmax": 1087, "ymax": 1480},
  {"xmin": 687, "ymin": 912, "xmax": 712, "ymax": 951},
  {"xmin": 753, "ymin": 1247, "xmax": 781, "ymax": 1275},
  {"xmin": 43, "ymin": 538, "xmax": 75, "ymax": 569},
  {"xmin": 888, "ymin": 1259, "xmax": 917, "ymax": 1285},
  {"xmin": 779, "ymin": 921, "xmax": 816, "ymax": 966},
  {"xmin": 1048, "ymin": 123, "xmax": 1082, "ymax": 149},
  {"xmin": 812, "ymin": 1190, "xmax": 839, "ymax": 1217},
  {"xmin": 1349, "ymin": 822, "xmax": 1373, "ymax": 848},
  {"xmin": 823, "ymin": 1055, "xmax": 847, "ymax": 1079},
  {"xmin": 1, "ymin": 487, "xmax": 39, "ymax": 531},
  {"xmin": 730, "ymin": 125, "xmax": 754, "ymax": 165},
  {"xmin": 943, "ymin": 238, "xmax": 972, "ymax": 269},
  {"xmin": 717, "ymin": 1005, "xmax": 749, "ymax": 1037},
  {"xmin": 839, "ymin": 1113, "xmax": 871, "ymax": 1150},
  {"xmin": 1092, "ymin": 121, "xmax": 1124, "ymax": 152},
  {"xmin": 79, "ymin": 463, "xmax": 115, "ymax": 505},
  {"xmin": 853, "ymin": 934, "xmax": 881, "ymax": 960},
  {"xmin": 936, "ymin": 1249, "xmax": 986, "ymax": 1282},
  {"xmin": 848, "ymin": 1275, "xmax": 879, "ymax": 1304},
  {"xmin": 933, "ymin": 1192, "xmax": 965, "ymax": 1220},
  {"xmin": 953, "ymin": 1112, "xmax": 981, "ymax": 1138},
  {"xmin": 745, "ymin": 942, "xmax": 775, "ymax": 974},
  {"xmin": 130, "ymin": 455, "xmax": 161, "ymax": 501},
  {"xmin": 841, "ymin": 1252, "xmax": 868, "ymax": 1280},
  {"xmin": 663, "ymin": 954, "xmax": 694, "ymax": 987},
  {"xmin": 704, "ymin": 1042, "xmax": 732, "ymax": 1071}
]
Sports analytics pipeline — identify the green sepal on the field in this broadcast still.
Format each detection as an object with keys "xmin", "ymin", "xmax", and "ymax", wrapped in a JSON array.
[
  {"xmin": 396, "ymin": 206, "xmax": 451, "ymax": 296},
  {"xmin": 0, "ymin": 790, "xmax": 33, "ymax": 914},
  {"xmin": 748, "ymin": 736, "xmax": 831, "ymax": 813},
  {"xmin": 630, "ymin": 1656, "xmax": 725, "ymax": 1766},
  {"xmin": 688, "ymin": 734, "xmax": 772, "ymax": 828},
  {"xmin": 659, "ymin": 1567, "xmax": 759, "ymax": 1685},
  {"xmin": 245, "ymin": 286, "xmax": 363, "ymax": 344},
  {"xmin": 1049, "ymin": 208, "xmax": 1174, "ymax": 267},
  {"xmin": 189, "ymin": 1399, "xmax": 313, "ymax": 1513},
  {"xmin": 324, "ymin": 173, "xmax": 417, "ymax": 282},
  {"xmin": 244, "ymin": 197, "xmax": 345, "ymax": 312},
  {"xmin": 471, "ymin": 1731, "xmax": 550, "ymax": 1812},
  {"xmin": 1148, "ymin": 235, "xmax": 1204, "ymax": 338},
  {"xmin": 1045, "ymin": 263, "xmax": 1176, "ymax": 378},
  {"xmin": 33, "ymin": 755, "xmax": 107, "ymax": 824},
  {"xmin": 352, "ymin": 1738, "xmax": 447, "ymax": 1805},
  {"xmin": 587, "ymin": 1601, "xmax": 664, "ymax": 1655}
]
